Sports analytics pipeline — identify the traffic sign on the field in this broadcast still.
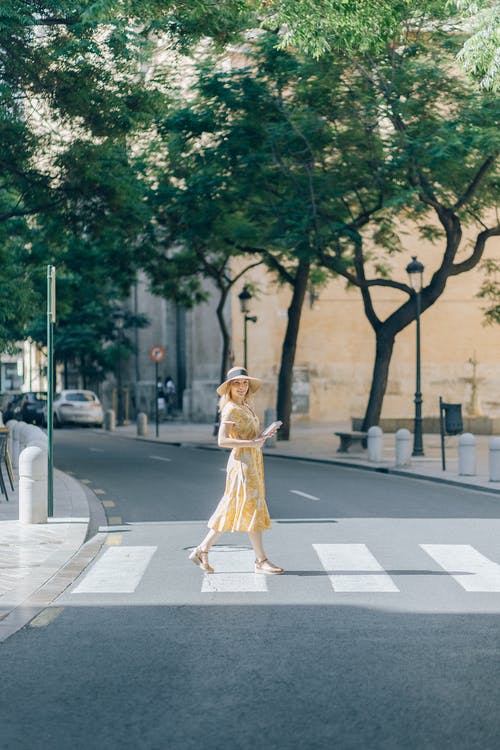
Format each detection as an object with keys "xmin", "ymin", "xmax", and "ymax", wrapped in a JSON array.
[{"xmin": 149, "ymin": 345, "xmax": 166, "ymax": 363}]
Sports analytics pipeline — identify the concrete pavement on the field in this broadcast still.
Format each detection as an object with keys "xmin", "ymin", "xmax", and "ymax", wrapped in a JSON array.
[
  {"xmin": 1, "ymin": 417, "xmax": 499, "ymax": 642},
  {"xmin": 0, "ymin": 468, "xmax": 101, "ymax": 642}
]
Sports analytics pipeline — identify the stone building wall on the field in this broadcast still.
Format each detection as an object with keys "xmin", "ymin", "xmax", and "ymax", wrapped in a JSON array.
[{"xmin": 228, "ymin": 232, "xmax": 500, "ymax": 427}]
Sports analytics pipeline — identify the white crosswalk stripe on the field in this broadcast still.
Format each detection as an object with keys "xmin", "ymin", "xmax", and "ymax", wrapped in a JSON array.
[
  {"xmin": 421, "ymin": 544, "xmax": 500, "ymax": 592},
  {"xmin": 72, "ymin": 546, "xmax": 157, "ymax": 594},
  {"xmin": 64, "ymin": 540, "xmax": 500, "ymax": 599},
  {"xmin": 313, "ymin": 543, "xmax": 399, "ymax": 593},
  {"xmin": 201, "ymin": 547, "xmax": 268, "ymax": 593}
]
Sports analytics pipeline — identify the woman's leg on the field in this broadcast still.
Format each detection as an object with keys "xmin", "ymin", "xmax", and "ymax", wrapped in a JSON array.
[
  {"xmin": 189, "ymin": 528, "xmax": 221, "ymax": 574},
  {"xmin": 249, "ymin": 530, "xmax": 284, "ymax": 574},
  {"xmin": 198, "ymin": 527, "xmax": 222, "ymax": 552},
  {"xmin": 248, "ymin": 530, "xmax": 266, "ymax": 561}
]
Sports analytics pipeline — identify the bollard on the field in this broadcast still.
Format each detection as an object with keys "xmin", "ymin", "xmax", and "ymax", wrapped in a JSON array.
[
  {"xmin": 19, "ymin": 446, "xmax": 48, "ymax": 524},
  {"xmin": 7, "ymin": 420, "xmax": 20, "ymax": 468},
  {"xmin": 395, "ymin": 429, "xmax": 412, "ymax": 466},
  {"xmin": 489, "ymin": 437, "xmax": 500, "ymax": 482},
  {"xmin": 137, "ymin": 412, "xmax": 148, "ymax": 437},
  {"xmin": 458, "ymin": 433, "xmax": 476, "ymax": 476},
  {"xmin": 367, "ymin": 426, "xmax": 383, "ymax": 462},
  {"xmin": 104, "ymin": 409, "xmax": 116, "ymax": 432},
  {"xmin": 22, "ymin": 424, "xmax": 47, "ymax": 451},
  {"xmin": 263, "ymin": 407, "xmax": 277, "ymax": 448}
]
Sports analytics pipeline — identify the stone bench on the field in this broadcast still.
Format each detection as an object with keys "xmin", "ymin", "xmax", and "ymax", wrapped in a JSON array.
[{"xmin": 334, "ymin": 431, "xmax": 368, "ymax": 453}]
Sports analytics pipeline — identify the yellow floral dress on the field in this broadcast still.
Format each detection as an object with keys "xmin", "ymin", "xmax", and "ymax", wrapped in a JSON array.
[{"xmin": 208, "ymin": 402, "xmax": 272, "ymax": 533}]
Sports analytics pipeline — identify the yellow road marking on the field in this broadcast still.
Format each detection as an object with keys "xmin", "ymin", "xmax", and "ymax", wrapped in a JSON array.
[
  {"xmin": 80, "ymin": 479, "xmax": 92, "ymax": 484},
  {"xmin": 108, "ymin": 516, "xmax": 122, "ymax": 525},
  {"xmin": 94, "ymin": 489, "xmax": 106, "ymax": 495},
  {"xmin": 29, "ymin": 608, "xmax": 64, "ymax": 628},
  {"xmin": 106, "ymin": 534, "xmax": 123, "ymax": 546},
  {"xmin": 102, "ymin": 500, "xmax": 115, "ymax": 508}
]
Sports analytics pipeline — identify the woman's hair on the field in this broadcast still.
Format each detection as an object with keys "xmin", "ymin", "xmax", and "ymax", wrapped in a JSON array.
[{"xmin": 218, "ymin": 388, "xmax": 253, "ymax": 413}]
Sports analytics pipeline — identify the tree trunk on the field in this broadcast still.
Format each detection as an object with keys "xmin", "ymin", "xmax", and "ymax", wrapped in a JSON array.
[
  {"xmin": 277, "ymin": 259, "xmax": 310, "ymax": 440},
  {"xmin": 361, "ymin": 329, "xmax": 395, "ymax": 431}
]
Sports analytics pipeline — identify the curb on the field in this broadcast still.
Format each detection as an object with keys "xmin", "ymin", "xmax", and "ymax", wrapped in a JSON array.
[{"xmin": 0, "ymin": 475, "xmax": 107, "ymax": 643}]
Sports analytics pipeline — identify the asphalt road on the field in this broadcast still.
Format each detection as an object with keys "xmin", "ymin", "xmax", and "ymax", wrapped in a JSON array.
[{"xmin": 1, "ymin": 428, "xmax": 500, "ymax": 750}]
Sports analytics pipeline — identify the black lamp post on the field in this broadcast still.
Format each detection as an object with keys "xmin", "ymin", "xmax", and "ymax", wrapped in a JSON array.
[
  {"xmin": 406, "ymin": 255, "xmax": 425, "ymax": 456},
  {"xmin": 238, "ymin": 285, "xmax": 257, "ymax": 369}
]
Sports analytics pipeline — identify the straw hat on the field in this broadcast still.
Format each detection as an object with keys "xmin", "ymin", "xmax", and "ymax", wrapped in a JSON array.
[{"xmin": 216, "ymin": 366, "xmax": 262, "ymax": 396}]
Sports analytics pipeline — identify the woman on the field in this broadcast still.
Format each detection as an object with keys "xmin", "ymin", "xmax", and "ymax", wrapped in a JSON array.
[{"xmin": 189, "ymin": 366, "xmax": 284, "ymax": 575}]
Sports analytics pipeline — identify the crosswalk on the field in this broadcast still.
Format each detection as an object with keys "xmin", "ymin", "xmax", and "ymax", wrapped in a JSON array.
[
  {"xmin": 68, "ymin": 541, "xmax": 500, "ymax": 597},
  {"xmin": 314, "ymin": 543, "xmax": 400, "ymax": 593}
]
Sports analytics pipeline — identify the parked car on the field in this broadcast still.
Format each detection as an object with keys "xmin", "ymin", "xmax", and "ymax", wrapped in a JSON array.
[
  {"xmin": 44, "ymin": 390, "xmax": 104, "ymax": 427},
  {"xmin": 3, "ymin": 391, "xmax": 47, "ymax": 425}
]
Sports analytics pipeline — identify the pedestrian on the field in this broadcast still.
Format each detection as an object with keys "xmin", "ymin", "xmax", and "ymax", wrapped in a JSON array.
[
  {"xmin": 156, "ymin": 379, "xmax": 166, "ymax": 419},
  {"xmin": 164, "ymin": 375, "xmax": 176, "ymax": 418},
  {"xmin": 189, "ymin": 366, "xmax": 284, "ymax": 575}
]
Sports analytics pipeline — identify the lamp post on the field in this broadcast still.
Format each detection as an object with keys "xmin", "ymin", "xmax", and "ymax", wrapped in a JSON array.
[
  {"xmin": 238, "ymin": 285, "xmax": 257, "ymax": 369},
  {"xmin": 115, "ymin": 315, "xmax": 124, "ymax": 426},
  {"xmin": 406, "ymin": 256, "xmax": 425, "ymax": 457}
]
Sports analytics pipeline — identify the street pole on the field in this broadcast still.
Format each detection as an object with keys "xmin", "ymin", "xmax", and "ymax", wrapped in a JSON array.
[
  {"xmin": 243, "ymin": 315, "xmax": 248, "ymax": 370},
  {"xmin": 243, "ymin": 314, "xmax": 257, "ymax": 370},
  {"xmin": 413, "ymin": 290, "xmax": 424, "ymax": 456},
  {"xmin": 155, "ymin": 361, "xmax": 159, "ymax": 438},
  {"xmin": 47, "ymin": 265, "xmax": 56, "ymax": 517}
]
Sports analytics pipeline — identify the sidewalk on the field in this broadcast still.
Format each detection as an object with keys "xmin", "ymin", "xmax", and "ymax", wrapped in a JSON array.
[
  {"xmin": 0, "ymin": 469, "xmax": 93, "ymax": 642},
  {"xmin": 115, "ymin": 418, "xmax": 500, "ymax": 496}
]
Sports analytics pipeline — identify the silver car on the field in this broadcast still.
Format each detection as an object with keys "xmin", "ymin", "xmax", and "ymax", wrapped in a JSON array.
[{"xmin": 50, "ymin": 390, "xmax": 104, "ymax": 427}]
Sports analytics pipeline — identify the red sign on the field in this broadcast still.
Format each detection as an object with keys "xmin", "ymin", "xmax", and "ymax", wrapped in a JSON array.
[{"xmin": 149, "ymin": 345, "xmax": 166, "ymax": 363}]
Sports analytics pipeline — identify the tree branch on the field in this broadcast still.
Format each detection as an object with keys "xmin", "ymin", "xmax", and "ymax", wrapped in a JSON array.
[
  {"xmin": 450, "ymin": 224, "xmax": 500, "ymax": 276},
  {"xmin": 454, "ymin": 154, "xmax": 498, "ymax": 211},
  {"xmin": 228, "ymin": 241, "xmax": 296, "ymax": 286}
]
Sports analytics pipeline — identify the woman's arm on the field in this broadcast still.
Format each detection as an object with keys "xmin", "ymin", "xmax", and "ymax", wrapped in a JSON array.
[{"xmin": 218, "ymin": 420, "xmax": 265, "ymax": 449}]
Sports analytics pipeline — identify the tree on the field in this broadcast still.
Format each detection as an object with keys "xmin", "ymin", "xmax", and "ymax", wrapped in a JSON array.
[
  {"xmin": 143, "ymin": 36, "xmax": 395, "ymax": 437},
  {"xmin": 455, "ymin": 1, "xmax": 500, "ymax": 91},
  {"xmin": 259, "ymin": 0, "xmax": 500, "ymax": 90},
  {"xmin": 0, "ymin": 2, "xmax": 164, "ymax": 362},
  {"xmin": 311, "ymin": 15, "xmax": 500, "ymax": 428}
]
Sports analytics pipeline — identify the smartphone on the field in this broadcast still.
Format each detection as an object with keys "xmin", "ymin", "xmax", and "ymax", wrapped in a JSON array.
[{"xmin": 260, "ymin": 420, "xmax": 282, "ymax": 438}]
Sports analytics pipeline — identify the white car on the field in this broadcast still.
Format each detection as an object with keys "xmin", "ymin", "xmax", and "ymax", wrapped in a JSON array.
[{"xmin": 48, "ymin": 390, "xmax": 104, "ymax": 427}]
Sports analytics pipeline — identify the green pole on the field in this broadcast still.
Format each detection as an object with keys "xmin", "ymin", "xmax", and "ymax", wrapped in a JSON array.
[
  {"xmin": 155, "ymin": 361, "xmax": 159, "ymax": 438},
  {"xmin": 47, "ymin": 265, "xmax": 56, "ymax": 517}
]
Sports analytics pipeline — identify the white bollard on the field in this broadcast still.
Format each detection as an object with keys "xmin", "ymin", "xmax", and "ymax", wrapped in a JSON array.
[
  {"xmin": 137, "ymin": 412, "xmax": 148, "ymax": 437},
  {"xmin": 7, "ymin": 420, "xmax": 20, "ymax": 468},
  {"xmin": 264, "ymin": 407, "xmax": 277, "ymax": 448},
  {"xmin": 23, "ymin": 424, "xmax": 47, "ymax": 451},
  {"xmin": 395, "ymin": 429, "xmax": 412, "ymax": 466},
  {"xmin": 19, "ymin": 446, "xmax": 48, "ymax": 524},
  {"xmin": 367, "ymin": 426, "xmax": 383, "ymax": 462},
  {"xmin": 489, "ymin": 437, "xmax": 500, "ymax": 482},
  {"xmin": 104, "ymin": 409, "xmax": 116, "ymax": 432},
  {"xmin": 458, "ymin": 433, "xmax": 476, "ymax": 476}
]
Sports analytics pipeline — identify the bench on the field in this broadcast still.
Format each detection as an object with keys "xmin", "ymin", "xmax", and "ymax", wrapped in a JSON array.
[{"xmin": 334, "ymin": 431, "xmax": 368, "ymax": 453}]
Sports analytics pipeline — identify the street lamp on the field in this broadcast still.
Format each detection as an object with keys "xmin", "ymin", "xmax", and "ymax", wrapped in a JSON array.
[
  {"xmin": 238, "ymin": 285, "xmax": 257, "ymax": 370},
  {"xmin": 406, "ymin": 256, "xmax": 425, "ymax": 457},
  {"xmin": 115, "ymin": 314, "xmax": 125, "ymax": 426}
]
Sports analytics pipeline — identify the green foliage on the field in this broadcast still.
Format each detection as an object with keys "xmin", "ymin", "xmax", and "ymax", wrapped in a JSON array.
[
  {"xmin": 261, "ymin": 0, "xmax": 453, "ymax": 57},
  {"xmin": 0, "ymin": 1, "xmax": 160, "ymax": 366},
  {"xmin": 455, "ymin": 1, "xmax": 500, "ymax": 90},
  {"xmin": 477, "ymin": 259, "xmax": 500, "ymax": 325}
]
